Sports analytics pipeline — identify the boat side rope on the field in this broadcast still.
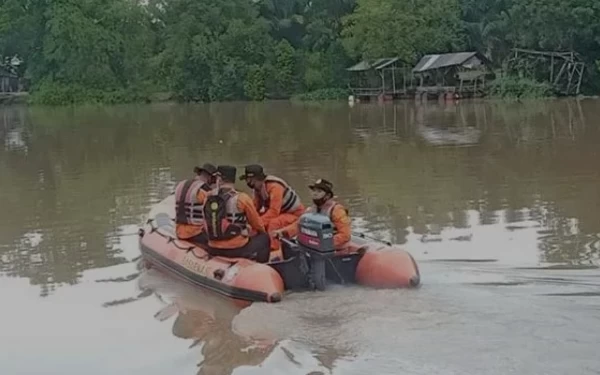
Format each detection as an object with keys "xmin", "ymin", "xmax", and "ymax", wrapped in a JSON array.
[{"xmin": 141, "ymin": 217, "xmax": 239, "ymax": 264}]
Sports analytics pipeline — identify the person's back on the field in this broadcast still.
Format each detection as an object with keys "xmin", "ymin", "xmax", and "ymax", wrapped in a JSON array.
[
  {"xmin": 175, "ymin": 163, "xmax": 217, "ymax": 245},
  {"xmin": 202, "ymin": 165, "xmax": 270, "ymax": 263}
]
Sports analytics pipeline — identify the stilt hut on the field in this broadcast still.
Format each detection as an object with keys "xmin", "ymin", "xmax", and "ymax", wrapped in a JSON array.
[
  {"xmin": 412, "ymin": 52, "xmax": 492, "ymax": 100},
  {"xmin": 347, "ymin": 57, "xmax": 412, "ymax": 101}
]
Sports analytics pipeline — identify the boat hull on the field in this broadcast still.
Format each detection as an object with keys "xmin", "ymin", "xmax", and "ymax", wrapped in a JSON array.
[
  {"xmin": 139, "ymin": 214, "xmax": 284, "ymax": 303},
  {"xmin": 139, "ymin": 212, "xmax": 420, "ymax": 303}
]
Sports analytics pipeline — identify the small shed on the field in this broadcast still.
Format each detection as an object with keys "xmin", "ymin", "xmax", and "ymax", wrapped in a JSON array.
[
  {"xmin": 0, "ymin": 65, "xmax": 20, "ymax": 93},
  {"xmin": 412, "ymin": 52, "xmax": 492, "ymax": 97},
  {"xmin": 347, "ymin": 57, "xmax": 412, "ymax": 100}
]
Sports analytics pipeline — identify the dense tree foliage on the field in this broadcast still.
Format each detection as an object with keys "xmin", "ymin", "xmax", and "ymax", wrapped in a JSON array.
[
  {"xmin": 1, "ymin": 0, "xmax": 600, "ymax": 104},
  {"xmin": 342, "ymin": 0, "xmax": 464, "ymax": 62}
]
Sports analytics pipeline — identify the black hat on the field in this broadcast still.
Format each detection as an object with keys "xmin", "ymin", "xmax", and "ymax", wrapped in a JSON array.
[
  {"xmin": 194, "ymin": 163, "xmax": 217, "ymax": 176},
  {"xmin": 309, "ymin": 178, "xmax": 334, "ymax": 195},
  {"xmin": 216, "ymin": 165, "xmax": 237, "ymax": 183},
  {"xmin": 239, "ymin": 164, "xmax": 266, "ymax": 180}
]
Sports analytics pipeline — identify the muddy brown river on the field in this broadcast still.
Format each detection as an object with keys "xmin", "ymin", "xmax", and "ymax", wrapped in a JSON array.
[{"xmin": 1, "ymin": 100, "xmax": 600, "ymax": 375}]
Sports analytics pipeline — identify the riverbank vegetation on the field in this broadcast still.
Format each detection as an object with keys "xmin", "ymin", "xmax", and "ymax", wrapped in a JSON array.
[{"xmin": 1, "ymin": 0, "xmax": 599, "ymax": 104}]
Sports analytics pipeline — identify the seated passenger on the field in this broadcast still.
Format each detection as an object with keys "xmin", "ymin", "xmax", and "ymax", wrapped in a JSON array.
[
  {"xmin": 202, "ymin": 165, "xmax": 270, "ymax": 263},
  {"xmin": 275, "ymin": 179, "xmax": 351, "ymax": 249},
  {"xmin": 240, "ymin": 164, "xmax": 305, "ymax": 257},
  {"xmin": 174, "ymin": 163, "xmax": 218, "ymax": 246}
]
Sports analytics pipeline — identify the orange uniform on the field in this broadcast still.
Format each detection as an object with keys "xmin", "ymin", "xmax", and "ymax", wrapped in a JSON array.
[
  {"xmin": 282, "ymin": 199, "xmax": 351, "ymax": 249},
  {"xmin": 206, "ymin": 190, "xmax": 266, "ymax": 250},
  {"xmin": 252, "ymin": 175, "xmax": 305, "ymax": 251},
  {"xmin": 254, "ymin": 182, "xmax": 304, "ymax": 227}
]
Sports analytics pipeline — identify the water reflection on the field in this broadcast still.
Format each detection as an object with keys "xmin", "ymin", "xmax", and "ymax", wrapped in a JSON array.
[
  {"xmin": 137, "ymin": 269, "xmax": 277, "ymax": 375},
  {"xmin": 0, "ymin": 99, "xmax": 599, "ymax": 297}
]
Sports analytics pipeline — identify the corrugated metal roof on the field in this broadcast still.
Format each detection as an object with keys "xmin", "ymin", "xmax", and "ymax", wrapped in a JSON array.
[
  {"xmin": 347, "ymin": 57, "xmax": 402, "ymax": 72},
  {"xmin": 412, "ymin": 52, "xmax": 479, "ymax": 73}
]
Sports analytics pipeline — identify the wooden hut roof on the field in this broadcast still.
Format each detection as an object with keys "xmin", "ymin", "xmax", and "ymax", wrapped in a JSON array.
[
  {"xmin": 412, "ymin": 52, "xmax": 489, "ymax": 73},
  {"xmin": 346, "ymin": 57, "xmax": 403, "ymax": 72}
]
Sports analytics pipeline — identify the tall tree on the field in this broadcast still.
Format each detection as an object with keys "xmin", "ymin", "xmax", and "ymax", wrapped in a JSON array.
[
  {"xmin": 460, "ymin": 0, "xmax": 514, "ymax": 63},
  {"xmin": 149, "ymin": 0, "xmax": 274, "ymax": 101},
  {"xmin": 0, "ymin": 0, "xmax": 153, "ymax": 104},
  {"xmin": 341, "ymin": 0, "xmax": 464, "ymax": 62}
]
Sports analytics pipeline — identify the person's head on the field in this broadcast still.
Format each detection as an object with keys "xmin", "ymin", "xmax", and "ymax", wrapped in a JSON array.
[
  {"xmin": 193, "ymin": 163, "xmax": 218, "ymax": 184},
  {"xmin": 239, "ymin": 164, "xmax": 267, "ymax": 190},
  {"xmin": 216, "ymin": 165, "xmax": 237, "ymax": 185},
  {"xmin": 308, "ymin": 179, "xmax": 334, "ymax": 207}
]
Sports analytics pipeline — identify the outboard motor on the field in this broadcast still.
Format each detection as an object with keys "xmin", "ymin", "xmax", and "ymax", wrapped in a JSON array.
[{"xmin": 296, "ymin": 213, "xmax": 336, "ymax": 291}]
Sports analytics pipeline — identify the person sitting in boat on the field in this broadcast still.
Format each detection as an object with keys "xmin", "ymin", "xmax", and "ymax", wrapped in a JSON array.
[
  {"xmin": 174, "ymin": 163, "xmax": 218, "ymax": 246},
  {"xmin": 274, "ymin": 178, "xmax": 351, "ymax": 249},
  {"xmin": 202, "ymin": 165, "xmax": 271, "ymax": 263},
  {"xmin": 240, "ymin": 164, "xmax": 305, "ymax": 258}
]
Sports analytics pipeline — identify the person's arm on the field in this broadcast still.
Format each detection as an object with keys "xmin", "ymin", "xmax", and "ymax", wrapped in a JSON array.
[
  {"xmin": 252, "ymin": 191, "xmax": 263, "ymax": 213},
  {"xmin": 277, "ymin": 220, "xmax": 299, "ymax": 238},
  {"xmin": 331, "ymin": 205, "xmax": 351, "ymax": 247},
  {"xmin": 261, "ymin": 183, "xmax": 284, "ymax": 222},
  {"xmin": 273, "ymin": 206, "xmax": 310, "ymax": 238},
  {"xmin": 238, "ymin": 193, "xmax": 266, "ymax": 233}
]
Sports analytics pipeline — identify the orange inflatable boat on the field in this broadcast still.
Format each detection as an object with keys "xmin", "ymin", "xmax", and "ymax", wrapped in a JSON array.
[{"xmin": 138, "ymin": 211, "xmax": 420, "ymax": 304}]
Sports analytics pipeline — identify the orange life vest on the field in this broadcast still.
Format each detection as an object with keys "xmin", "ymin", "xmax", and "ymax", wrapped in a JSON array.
[
  {"xmin": 256, "ymin": 175, "xmax": 302, "ymax": 213},
  {"xmin": 308, "ymin": 199, "xmax": 349, "ymax": 232},
  {"xmin": 308, "ymin": 199, "xmax": 351, "ymax": 248},
  {"xmin": 309, "ymin": 199, "xmax": 345, "ymax": 216},
  {"xmin": 175, "ymin": 179, "xmax": 212, "ymax": 226},
  {"xmin": 203, "ymin": 188, "xmax": 248, "ymax": 241}
]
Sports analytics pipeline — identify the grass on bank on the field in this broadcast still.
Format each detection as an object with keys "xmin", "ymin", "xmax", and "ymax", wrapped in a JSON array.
[
  {"xmin": 487, "ymin": 75, "xmax": 554, "ymax": 99},
  {"xmin": 4, "ymin": 76, "xmax": 566, "ymax": 106}
]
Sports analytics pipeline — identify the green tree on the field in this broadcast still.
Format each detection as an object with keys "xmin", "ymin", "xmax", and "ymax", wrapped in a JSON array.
[
  {"xmin": 341, "ymin": 0, "xmax": 464, "ymax": 62},
  {"xmin": 244, "ymin": 65, "xmax": 267, "ymax": 100},
  {"xmin": 460, "ymin": 0, "xmax": 514, "ymax": 63},
  {"xmin": 271, "ymin": 40, "xmax": 297, "ymax": 96},
  {"xmin": 0, "ymin": 0, "xmax": 153, "ymax": 104},
  {"xmin": 150, "ymin": 0, "xmax": 274, "ymax": 101},
  {"xmin": 258, "ymin": 0, "xmax": 308, "ymax": 48}
]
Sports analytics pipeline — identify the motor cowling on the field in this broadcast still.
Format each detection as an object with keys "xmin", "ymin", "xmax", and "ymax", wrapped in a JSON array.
[{"xmin": 296, "ymin": 213, "xmax": 335, "ymax": 256}]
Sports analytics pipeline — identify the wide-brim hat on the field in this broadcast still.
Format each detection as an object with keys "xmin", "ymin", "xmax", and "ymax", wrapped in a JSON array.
[
  {"xmin": 194, "ymin": 163, "xmax": 217, "ymax": 176},
  {"xmin": 308, "ymin": 178, "xmax": 334, "ymax": 195},
  {"xmin": 216, "ymin": 165, "xmax": 237, "ymax": 182},
  {"xmin": 239, "ymin": 164, "xmax": 266, "ymax": 180}
]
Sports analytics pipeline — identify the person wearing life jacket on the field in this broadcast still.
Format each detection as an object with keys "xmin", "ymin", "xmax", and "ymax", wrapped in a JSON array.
[
  {"xmin": 202, "ymin": 165, "xmax": 270, "ymax": 263},
  {"xmin": 174, "ymin": 163, "xmax": 218, "ymax": 245},
  {"xmin": 275, "ymin": 178, "xmax": 351, "ymax": 249},
  {"xmin": 240, "ymin": 164, "xmax": 305, "ymax": 259}
]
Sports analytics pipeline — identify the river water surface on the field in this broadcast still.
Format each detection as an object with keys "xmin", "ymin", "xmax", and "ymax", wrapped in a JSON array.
[{"xmin": 1, "ymin": 100, "xmax": 600, "ymax": 375}]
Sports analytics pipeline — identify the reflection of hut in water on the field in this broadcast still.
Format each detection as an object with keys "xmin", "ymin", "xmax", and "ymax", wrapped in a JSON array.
[
  {"xmin": 1, "ymin": 106, "xmax": 27, "ymax": 151},
  {"xmin": 416, "ymin": 123, "xmax": 482, "ymax": 147},
  {"xmin": 412, "ymin": 51, "xmax": 492, "ymax": 101}
]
